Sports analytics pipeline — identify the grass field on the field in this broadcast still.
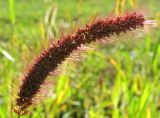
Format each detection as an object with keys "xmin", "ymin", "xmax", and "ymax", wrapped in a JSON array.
[{"xmin": 0, "ymin": 0, "xmax": 160, "ymax": 118}]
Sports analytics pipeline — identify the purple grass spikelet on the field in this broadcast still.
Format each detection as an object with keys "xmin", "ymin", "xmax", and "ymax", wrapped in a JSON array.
[{"xmin": 15, "ymin": 12, "xmax": 145, "ymax": 115}]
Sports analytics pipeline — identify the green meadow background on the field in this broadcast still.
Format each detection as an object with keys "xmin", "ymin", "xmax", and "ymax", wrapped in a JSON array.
[{"xmin": 0, "ymin": 0, "xmax": 160, "ymax": 118}]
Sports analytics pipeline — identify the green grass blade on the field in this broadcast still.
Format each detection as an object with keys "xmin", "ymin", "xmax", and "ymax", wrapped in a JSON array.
[{"xmin": 9, "ymin": 0, "xmax": 15, "ymax": 25}]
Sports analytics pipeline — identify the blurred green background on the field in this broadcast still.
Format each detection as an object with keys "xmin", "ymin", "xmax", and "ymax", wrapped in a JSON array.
[{"xmin": 0, "ymin": 0, "xmax": 160, "ymax": 118}]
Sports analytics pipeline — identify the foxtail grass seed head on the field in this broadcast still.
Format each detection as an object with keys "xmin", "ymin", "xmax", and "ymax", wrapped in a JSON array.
[{"xmin": 15, "ymin": 12, "xmax": 145, "ymax": 115}]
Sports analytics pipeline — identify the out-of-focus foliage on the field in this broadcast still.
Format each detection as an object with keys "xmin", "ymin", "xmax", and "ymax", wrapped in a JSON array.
[
  {"xmin": 114, "ymin": 0, "xmax": 138, "ymax": 14},
  {"xmin": 0, "ymin": 0, "xmax": 160, "ymax": 118}
]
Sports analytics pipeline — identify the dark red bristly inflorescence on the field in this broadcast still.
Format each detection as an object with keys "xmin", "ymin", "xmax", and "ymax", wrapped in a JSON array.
[{"xmin": 15, "ymin": 12, "xmax": 145, "ymax": 115}]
